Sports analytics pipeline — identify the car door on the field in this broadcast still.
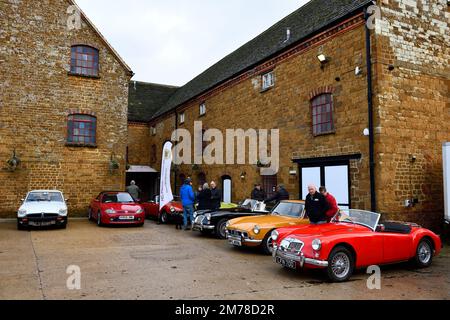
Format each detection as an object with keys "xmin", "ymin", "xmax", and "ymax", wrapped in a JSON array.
[{"xmin": 382, "ymin": 233, "xmax": 414, "ymax": 263}]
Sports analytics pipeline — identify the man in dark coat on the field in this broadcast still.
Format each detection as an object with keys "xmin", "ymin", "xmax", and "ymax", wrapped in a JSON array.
[
  {"xmin": 264, "ymin": 184, "xmax": 290, "ymax": 203},
  {"xmin": 251, "ymin": 183, "xmax": 266, "ymax": 202},
  {"xmin": 197, "ymin": 183, "xmax": 212, "ymax": 210},
  {"xmin": 305, "ymin": 184, "xmax": 329, "ymax": 224},
  {"xmin": 210, "ymin": 181, "xmax": 222, "ymax": 210}
]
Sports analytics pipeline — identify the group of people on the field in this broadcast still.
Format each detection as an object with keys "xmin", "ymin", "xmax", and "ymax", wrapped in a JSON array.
[
  {"xmin": 250, "ymin": 183, "xmax": 339, "ymax": 224},
  {"xmin": 180, "ymin": 178, "xmax": 222, "ymax": 230}
]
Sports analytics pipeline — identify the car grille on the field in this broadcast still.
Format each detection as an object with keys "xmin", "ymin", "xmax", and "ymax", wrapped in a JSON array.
[
  {"xmin": 26, "ymin": 213, "xmax": 59, "ymax": 218},
  {"xmin": 227, "ymin": 229, "xmax": 249, "ymax": 239},
  {"xmin": 280, "ymin": 238, "xmax": 304, "ymax": 254},
  {"xmin": 194, "ymin": 215, "xmax": 208, "ymax": 224}
]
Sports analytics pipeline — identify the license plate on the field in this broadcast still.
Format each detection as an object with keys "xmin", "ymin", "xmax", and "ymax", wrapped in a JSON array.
[
  {"xmin": 29, "ymin": 221, "xmax": 55, "ymax": 227},
  {"xmin": 276, "ymin": 257, "xmax": 296, "ymax": 269},
  {"xmin": 229, "ymin": 239, "xmax": 242, "ymax": 247},
  {"xmin": 119, "ymin": 216, "xmax": 134, "ymax": 220}
]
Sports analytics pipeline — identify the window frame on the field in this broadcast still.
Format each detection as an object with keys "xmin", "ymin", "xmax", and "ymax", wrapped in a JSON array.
[
  {"xmin": 69, "ymin": 45, "xmax": 100, "ymax": 78},
  {"xmin": 311, "ymin": 93, "xmax": 335, "ymax": 136},
  {"xmin": 261, "ymin": 71, "xmax": 275, "ymax": 91},
  {"xmin": 179, "ymin": 112, "xmax": 185, "ymax": 125},
  {"xmin": 199, "ymin": 103, "xmax": 207, "ymax": 117},
  {"xmin": 66, "ymin": 114, "xmax": 98, "ymax": 147}
]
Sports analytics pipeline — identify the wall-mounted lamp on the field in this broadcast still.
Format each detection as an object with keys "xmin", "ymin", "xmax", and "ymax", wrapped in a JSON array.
[
  {"xmin": 355, "ymin": 66, "xmax": 363, "ymax": 76},
  {"xmin": 363, "ymin": 128, "xmax": 370, "ymax": 137},
  {"xmin": 289, "ymin": 167, "xmax": 298, "ymax": 176},
  {"xmin": 240, "ymin": 172, "xmax": 247, "ymax": 180},
  {"xmin": 317, "ymin": 54, "xmax": 329, "ymax": 70}
]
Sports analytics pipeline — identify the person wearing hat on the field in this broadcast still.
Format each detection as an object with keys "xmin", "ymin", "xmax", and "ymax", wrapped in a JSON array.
[
  {"xmin": 180, "ymin": 178, "xmax": 195, "ymax": 230},
  {"xmin": 251, "ymin": 183, "xmax": 266, "ymax": 202}
]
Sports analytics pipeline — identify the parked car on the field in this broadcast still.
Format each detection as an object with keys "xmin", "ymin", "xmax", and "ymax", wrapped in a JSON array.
[
  {"xmin": 88, "ymin": 191, "xmax": 145, "ymax": 227},
  {"xmin": 142, "ymin": 195, "xmax": 183, "ymax": 224},
  {"xmin": 226, "ymin": 200, "xmax": 308, "ymax": 254},
  {"xmin": 17, "ymin": 190, "xmax": 68, "ymax": 230},
  {"xmin": 272, "ymin": 209, "xmax": 442, "ymax": 282},
  {"xmin": 193, "ymin": 199, "xmax": 270, "ymax": 239}
]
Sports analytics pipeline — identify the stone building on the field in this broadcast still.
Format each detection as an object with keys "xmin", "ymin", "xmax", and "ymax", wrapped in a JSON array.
[
  {"xmin": 0, "ymin": 0, "xmax": 133, "ymax": 216},
  {"xmin": 129, "ymin": 0, "xmax": 449, "ymax": 230}
]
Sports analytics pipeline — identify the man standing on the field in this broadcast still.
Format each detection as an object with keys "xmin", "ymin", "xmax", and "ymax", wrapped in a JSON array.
[
  {"xmin": 319, "ymin": 186, "xmax": 340, "ymax": 222},
  {"xmin": 126, "ymin": 180, "xmax": 141, "ymax": 201},
  {"xmin": 265, "ymin": 184, "xmax": 290, "ymax": 203},
  {"xmin": 305, "ymin": 184, "xmax": 329, "ymax": 224},
  {"xmin": 180, "ymin": 178, "xmax": 195, "ymax": 230},
  {"xmin": 210, "ymin": 181, "xmax": 222, "ymax": 210},
  {"xmin": 251, "ymin": 183, "xmax": 266, "ymax": 202}
]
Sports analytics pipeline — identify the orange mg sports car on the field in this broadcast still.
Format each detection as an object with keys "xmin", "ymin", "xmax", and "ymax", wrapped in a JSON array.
[{"xmin": 225, "ymin": 200, "xmax": 309, "ymax": 254}]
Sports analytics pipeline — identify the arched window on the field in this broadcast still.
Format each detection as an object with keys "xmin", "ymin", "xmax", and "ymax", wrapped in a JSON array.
[
  {"xmin": 311, "ymin": 93, "xmax": 334, "ymax": 136},
  {"xmin": 70, "ymin": 45, "xmax": 99, "ymax": 77},
  {"xmin": 67, "ymin": 114, "xmax": 97, "ymax": 145}
]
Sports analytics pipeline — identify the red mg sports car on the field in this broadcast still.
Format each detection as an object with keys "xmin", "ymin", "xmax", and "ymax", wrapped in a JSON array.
[
  {"xmin": 272, "ymin": 209, "xmax": 442, "ymax": 282},
  {"xmin": 88, "ymin": 191, "xmax": 145, "ymax": 227},
  {"xmin": 141, "ymin": 195, "xmax": 183, "ymax": 224}
]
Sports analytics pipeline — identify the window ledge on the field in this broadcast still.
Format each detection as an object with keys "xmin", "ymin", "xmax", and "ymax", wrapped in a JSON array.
[
  {"xmin": 65, "ymin": 142, "xmax": 98, "ymax": 149},
  {"xmin": 260, "ymin": 86, "xmax": 274, "ymax": 93},
  {"xmin": 313, "ymin": 130, "xmax": 336, "ymax": 137},
  {"xmin": 68, "ymin": 72, "xmax": 101, "ymax": 79}
]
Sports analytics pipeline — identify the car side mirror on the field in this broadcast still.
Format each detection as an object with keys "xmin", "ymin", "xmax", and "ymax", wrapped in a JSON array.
[{"xmin": 376, "ymin": 224, "xmax": 385, "ymax": 232}]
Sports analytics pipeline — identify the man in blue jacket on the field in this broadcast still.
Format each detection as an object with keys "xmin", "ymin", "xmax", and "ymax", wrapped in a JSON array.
[{"xmin": 180, "ymin": 178, "xmax": 195, "ymax": 230}]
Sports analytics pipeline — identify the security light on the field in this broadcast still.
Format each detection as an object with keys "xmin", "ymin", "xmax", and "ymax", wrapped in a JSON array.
[{"xmin": 317, "ymin": 54, "xmax": 328, "ymax": 63}]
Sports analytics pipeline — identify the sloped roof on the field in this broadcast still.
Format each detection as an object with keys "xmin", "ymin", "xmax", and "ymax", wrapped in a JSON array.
[
  {"xmin": 151, "ymin": 0, "xmax": 372, "ymax": 120},
  {"xmin": 69, "ymin": 0, "xmax": 134, "ymax": 76},
  {"xmin": 128, "ymin": 81, "xmax": 179, "ymax": 122}
]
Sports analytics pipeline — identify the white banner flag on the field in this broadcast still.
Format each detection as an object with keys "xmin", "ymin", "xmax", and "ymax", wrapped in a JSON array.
[{"xmin": 160, "ymin": 141, "xmax": 174, "ymax": 210}]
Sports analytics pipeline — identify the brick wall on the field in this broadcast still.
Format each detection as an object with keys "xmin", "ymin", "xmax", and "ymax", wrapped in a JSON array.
[
  {"xmin": 0, "ymin": 0, "xmax": 131, "ymax": 217},
  {"xmin": 373, "ymin": 0, "xmax": 450, "ymax": 229},
  {"xmin": 127, "ymin": 122, "xmax": 151, "ymax": 166}
]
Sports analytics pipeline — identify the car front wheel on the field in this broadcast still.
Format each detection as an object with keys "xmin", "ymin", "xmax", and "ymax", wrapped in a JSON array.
[
  {"xmin": 88, "ymin": 208, "xmax": 93, "ymax": 221},
  {"xmin": 97, "ymin": 212, "xmax": 102, "ymax": 227},
  {"xmin": 215, "ymin": 219, "xmax": 228, "ymax": 239},
  {"xmin": 414, "ymin": 238, "xmax": 433, "ymax": 268},
  {"xmin": 327, "ymin": 246, "xmax": 354, "ymax": 282},
  {"xmin": 160, "ymin": 211, "xmax": 169, "ymax": 224},
  {"xmin": 17, "ymin": 219, "xmax": 26, "ymax": 231},
  {"xmin": 262, "ymin": 232, "xmax": 274, "ymax": 255}
]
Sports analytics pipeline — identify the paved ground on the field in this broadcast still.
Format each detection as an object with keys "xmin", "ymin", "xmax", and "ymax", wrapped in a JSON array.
[{"xmin": 0, "ymin": 219, "xmax": 449, "ymax": 300}]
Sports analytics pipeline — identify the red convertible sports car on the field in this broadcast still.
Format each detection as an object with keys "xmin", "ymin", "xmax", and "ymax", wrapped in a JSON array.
[
  {"xmin": 88, "ymin": 191, "xmax": 145, "ymax": 227},
  {"xmin": 272, "ymin": 209, "xmax": 442, "ymax": 282},
  {"xmin": 141, "ymin": 195, "xmax": 183, "ymax": 224}
]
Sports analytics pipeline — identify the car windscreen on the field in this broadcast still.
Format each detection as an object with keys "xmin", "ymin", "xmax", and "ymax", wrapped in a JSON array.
[
  {"xmin": 338, "ymin": 209, "xmax": 381, "ymax": 231},
  {"xmin": 26, "ymin": 192, "xmax": 63, "ymax": 202},
  {"xmin": 102, "ymin": 193, "xmax": 135, "ymax": 204},
  {"xmin": 239, "ymin": 199, "xmax": 257, "ymax": 209},
  {"xmin": 272, "ymin": 202, "xmax": 304, "ymax": 218}
]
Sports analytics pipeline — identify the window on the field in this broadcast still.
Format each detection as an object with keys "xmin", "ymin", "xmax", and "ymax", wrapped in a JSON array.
[
  {"xmin": 67, "ymin": 114, "xmax": 97, "ymax": 145},
  {"xmin": 179, "ymin": 112, "xmax": 185, "ymax": 124},
  {"xmin": 150, "ymin": 126, "xmax": 156, "ymax": 136},
  {"xmin": 261, "ymin": 71, "xmax": 274, "ymax": 91},
  {"xmin": 70, "ymin": 45, "xmax": 99, "ymax": 77},
  {"xmin": 199, "ymin": 103, "xmax": 206, "ymax": 116},
  {"xmin": 311, "ymin": 93, "xmax": 334, "ymax": 135}
]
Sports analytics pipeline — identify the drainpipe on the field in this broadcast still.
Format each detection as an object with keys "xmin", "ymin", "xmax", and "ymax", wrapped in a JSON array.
[{"xmin": 364, "ymin": 8, "xmax": 376, "ymax": 212}]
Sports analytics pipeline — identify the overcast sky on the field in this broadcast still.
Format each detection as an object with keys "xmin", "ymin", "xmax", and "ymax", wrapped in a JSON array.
[{"xmin": 76, "ymin": 0, "xmax": 309, "ymax": 86}]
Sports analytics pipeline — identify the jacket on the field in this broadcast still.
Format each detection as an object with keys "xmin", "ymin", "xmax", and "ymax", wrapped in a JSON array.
[
  {"xmin": 180, "ymin": 184, "xmax": 195, "ymax": 206},
  {"xmin": 251, "ymin": 188, "xmax": 266, "ymax": 202},
  {"xmin": 265, "ymin": 188, "xmax": 290, "ymax": 203},
  {"xmin": 324, "ymin": 193, "xmax": 339, "ymax": 221},
  {"xmin": 210, "ymin": 188, "xmax": 222, "ymax": 210},
  {"xmin": 305, "ymin": 192, "xmax": 329, "ymax": 223},
  {"xmin": 197, "ymin": 189, "xmax": 212, "ymax": 210}
]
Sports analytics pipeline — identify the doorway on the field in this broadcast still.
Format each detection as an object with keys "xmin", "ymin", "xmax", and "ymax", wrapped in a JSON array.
[{"xmin": 222, "ymin": 175, "xmax": 232, "ymax": 203}]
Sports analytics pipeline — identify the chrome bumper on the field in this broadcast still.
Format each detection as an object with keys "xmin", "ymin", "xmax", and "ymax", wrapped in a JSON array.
[
  {"xmin": 192, "ymin": 222, "xmax": 215, "ymax": 231},
  {"xmin": 273, "ymin": 247, "xmax": 328, "ymax": 268},
  {"xmin": 226, "ymin": 234, "xmax": 262, "ymax": 244}
]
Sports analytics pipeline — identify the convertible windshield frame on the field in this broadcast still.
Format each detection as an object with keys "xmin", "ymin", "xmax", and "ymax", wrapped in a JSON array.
[
  {"xmin": 26, "ymin": 192, "xmax": 64, "ymax": 203},
  {"xmin": 337, "ymin": 209, "xmax": 381, "ymax": 231},
  {"xmin": 102, "ymin": 193, "xmax": 136, "ymax": 204},
  {"xmin": 271, "ymin": 202, "xmax": 306, "ymax": 219}
]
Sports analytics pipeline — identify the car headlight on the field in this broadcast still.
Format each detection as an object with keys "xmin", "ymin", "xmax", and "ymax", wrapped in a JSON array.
[
  {"xmin": 205, "ymin": 213, "xmax": 211, "ymax": 221},
  {"xmin": 18, "ymin": 209, "xmax": 27, "ymax": 217},
  {"xmin": 136, "ymin": 208, "xmax": 144, "ymax": 214},
  {"xmin": 193, "ymin": 212, "xmax": 198, "ymax": 218},
  {"xmin": 170, "ymin": 207, "xmax": 176, "ymax": 213},
  {"xmin": 105, "ymin": 209, "xmax": 116, "ymax": 215},
  {"xmin": 271, "ymin": 230, "xmax": 279, "ymax": 241},
  {"xmin": 312, "ymin": 239, "xmax": 322, "ymax": 251},
  {"xmin": 253, "ymin": 225, "xmax": 261, "ymax": 235},
  {"xmin": 59, "ymin": 208, "xmax": 68, "ymax": 216}
]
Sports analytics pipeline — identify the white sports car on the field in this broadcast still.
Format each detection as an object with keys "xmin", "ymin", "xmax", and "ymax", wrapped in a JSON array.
[{"xmin": 17, "ymin": 190, "xmax": 68, "ymax": 230}]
